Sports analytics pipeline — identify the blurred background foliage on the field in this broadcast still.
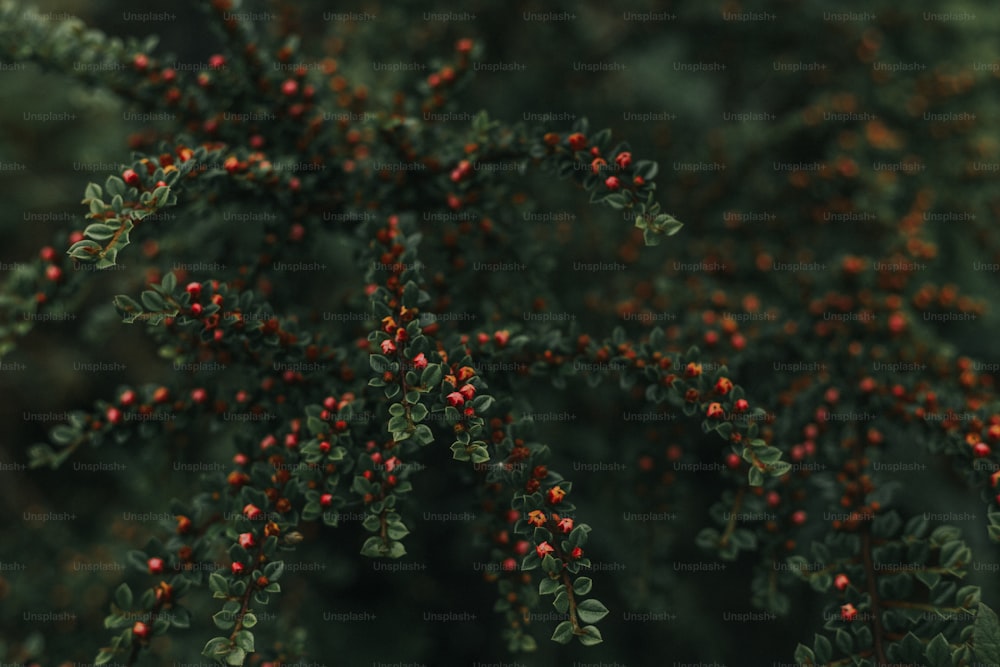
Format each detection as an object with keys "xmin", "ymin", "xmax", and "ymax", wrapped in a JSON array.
[{"xmin": 2, "ymin": 0, "xmax": 1000, "ymax": 664}]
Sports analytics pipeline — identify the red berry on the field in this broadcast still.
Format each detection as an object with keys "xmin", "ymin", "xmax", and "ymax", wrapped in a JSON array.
[
  {"xmin": 190, "ymin": 388, "xmax": 208, "ymax": 404},
  {"xmin": 320, "ymin": 493, "xmax": 334, "ymax": 508},
  {"xmin": 153, "ymin": 387, "xmax": 169, "ymax": 403},
  {"xmin": 120, "ymin": 389, "xmax": 137, "ymax": 406},
  {"xmin": 501, "ymin": 557, "xmax": 517, "ymax": 572},
  {"xmin": 725, "ymin": 453, "xmax": 742, "ymax": 469},
  {"xmin": 45, "ymin": 265, "xmax": 62, "ymax": 282},
  {"xmin": 243, "ymin": 503, "xmax": 263, "ymax": 520},
  {"xmin": 834, "ymin": 574, "xmax": 850, "ymax": 591},
  {"xmin": 190, "ymin": 302, "xmax": 203, "ymax": 317},
  {"xmin": 766, "ymin": 491, "xmax": 780, "ymax": 508},
  {"xmin": 567, "ymin": 133, "xmax": 587, "ymax": 151},
  {"xmin": 176, "ymin": 515, "xmax": 192, "ymax": 534},
  {"xmin": 514, "ymin": 540, "xmax": 530, "ymax": 556},
  {"xmin": 615, "ymin": 152, "xmax": 632, "ymax": 170},
  {"xmin": 256, "ymin": 576, "xmax": 269, "ymax": 587},
  {"xmin": 185, "ymin": 282, "xmax": 201, "ymax": 299},
  {"xmin": 456, "ymin": 38, "xmax": 474, "ymax": 53},
  {"xmin": 238, "ymin": 532, "xmax": 255, "ymax": 549},
  {"xmin": 734, "ymin": 399, "xmax": 750, "ymax": 413},
  {"xmin": 39, "ymin": 246, "xmax": 56, "ymax": 262},
  {"xmin": 840, "ymin": 603, "xmax": 858, "ymax": 621},
  {"xmin": 106, "ymin": 407, "xmax": 122, "ymax": 425},
  {"xmin": 132, "ymin": 621, "xmax": 150, "ymax": 640},
  {"xmin": 973, "ymin": 442, "xmax": 991, "ymax": 458},
  {"xmin": 208, "ymin": 54, "xmax": 226, "ymax": 69},
  {"xmin": 791, "ymin": 510, "xmax": 807, "ymax": 526},
  {"xmin": 147, "ymin": 557, "xmax": 164, "ymax": 574},
  {"xmin": 604, "ymin": 176, "xmax": 621, "ymax": 191},
  {"xmin": 706, "ymin": 402, "xmax": 725, "ymax": 419},
  {"xmin": 633, "ymin": 176, "xmax": 645, "ymax": 186},
  {"xmin": 133, "ymin": 53, "xmax": 148, "ymax": 71},
  {"xmin": 122, "ymin": 169, "xmax": 141, "ymax": 187},
  {"xmin": 231, "ymin": 562, "xmax": 245, "ymax": 575},
  {"xmin": 319, "ymin": 440, "xmax": 331, "ymax": 454},
  {"xmin": 281, "ymin": 79, "xmax": 298, "ymax": 96}
]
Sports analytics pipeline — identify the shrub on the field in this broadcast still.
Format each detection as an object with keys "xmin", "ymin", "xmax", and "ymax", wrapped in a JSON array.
[{"xmin": 2, "ymin": 1, "xmax": 1000, "ymax": 666}]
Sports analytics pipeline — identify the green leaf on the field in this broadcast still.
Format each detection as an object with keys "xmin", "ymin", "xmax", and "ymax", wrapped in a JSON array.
[
  {"xmin": 209, "ymin": 572, "xmax": 229, "ymax": 596},
  {"xmin": 539, "ymin": 578, "xmax": 561, "ymax": 596},
  {"xmin": 975, "ymin": 603, "xmax": 1000, "ymax": 663},
  {"xmin": 233, "ymin": 629, "xmax": 254, "ymax": 652},
  {"xmin": 67, "ymin": 239, "xmax": 103, "ymax": 261},
  {"xmin": 573, "ymin": 577, "xmax": 593, "ymax": 596},
  {"xmin": 551, "ymin": 620, "xmax": 574, "ymax": 644},
  {"xmin": 105, "ymin": 175, "xmax": 126, "ymax": 197},
  {"xmin": 84, "ymin": 222, "xmax": 121, "ymax": 241},
  {"xmin": 226, "ymin": 647, "xmax": 246, "ymax": 666},
  {"xmin": 114, "ymin": 583, "xmax": 132, "ymax": 609},
  {"xmin": 263, "ymin": 560, "xmax": 284, "ymax": 581},
  {"xmin": 813, "ymin": 633, "xmax": 831, "ymax": 663},
  {"xmin": 925, "ymin": 633, "xmax": 951, "ymax": 667},
  {"xmin": 553, "ymin": 590, "xmax": 569, "ymax": 613},
  {"xmin": 369, "ymin": 354, "xmax": 391, "ymax": 373},
  {"xmin": 213, "ymin": 610, "xmax": 235, "ymax": 630},
  {"xmin": 748, "ymin": 466, "xmax": 764, "ymax": 486},
  {"xmin": 634, "ymin": 160, "xmax": 659, "ymax": 180},
  {"xmin": 768, "ymin": 461, "xmax": 792, "ymax": 476},
  {"xmin": 410, "ymin": 403, "xmax": 428, "ymax": 422},
  {"xmin": 835, "ymin": 629, "xmax": 853, "ymax": 654},
  {"xmin": 413, "ymin": 423, "xmax": 434, "ymax": 445},
  {"xmin": 577, "ymin": 625, "xmax": 603, "ymax": 646},
  {"xmin": 794, "ymin": 643, "xmax": 816, "ymax": 666},
  {"xmin": 201, "ymin": 637, "xmax": 230, "ymax": 658},
  {"xmin": 421, "ymin": 363, "xmax": 443, "ymax": 388},
  {"xmin": 576, "ymin": 598, "xmax": 609, "ymax": 624}
]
